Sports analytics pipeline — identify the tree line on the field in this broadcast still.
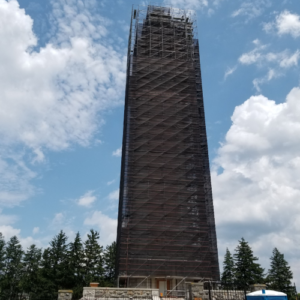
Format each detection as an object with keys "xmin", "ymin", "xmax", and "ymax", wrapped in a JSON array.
[
  {"xmin": 0, "ymin": 230, "xmax": 116, "ymax": 300},
  {"xmin": 221, "ymin": 238, "xmax": 297, "ymax": 299},
  {"xmin": 0, "ymin": 232, "xmax": 297, "ymax": 300}
]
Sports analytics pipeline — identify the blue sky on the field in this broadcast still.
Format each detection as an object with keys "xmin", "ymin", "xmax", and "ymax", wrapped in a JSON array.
[{"xmin": 1, "ymin": 0, "xmax": 300, "ymax": 286}]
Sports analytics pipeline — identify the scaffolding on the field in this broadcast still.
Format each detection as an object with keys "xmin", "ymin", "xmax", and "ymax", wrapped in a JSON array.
[{"xmin": 116, "ymin": 4, "xmax": 219, "ymax": 285}]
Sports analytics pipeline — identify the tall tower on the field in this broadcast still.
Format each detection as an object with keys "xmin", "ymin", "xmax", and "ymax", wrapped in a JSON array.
[{"xmin": 116, "ymin": 5, "xmax": 219, "ymax": 292}]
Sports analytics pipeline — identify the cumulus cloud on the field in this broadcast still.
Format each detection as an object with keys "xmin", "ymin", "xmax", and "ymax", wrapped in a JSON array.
[
  {"xmin": 212, "ymin": 87, "xmax": 300, "ymax": 283},
  {"xmin": 0, "ymin": 225, "xmax": 21, "ymax": 240},
  {"xmin": 264, "ymin": 10, "xmax": 300, "ymax": 38},
  {"xmin": 112, "ymin": 147, "xmax": 122, "ymax": 157},
  {"xmin": 77, "ymin": 190, "xmax": 96, "ymax": 207},
  {"xmin": 84, "ymin": 211, "xmax": 117, "ymax": 246},
  {"xmin": 0, "ymin": 225, "xmax": 45, "ymax": 249},
  {"xmin": 0, "ymin": 0, "xmax": 126, "ymax": 206},
  {"xmin": 0, "ymin": 209, "xmax": 43, "ymax": 249},
  {"xmin": 0, "ymin": 0, "xmax": 126, "ymax": 152}
]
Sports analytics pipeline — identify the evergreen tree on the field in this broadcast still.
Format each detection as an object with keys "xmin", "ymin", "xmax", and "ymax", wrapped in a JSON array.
[
  {"xmin": 234, "ymin": 238, "xmax": 264, "ymax": 291},
  {"xmin": 289, "ymin": 284, "xmax": 297, "ymax": 300},
  {"xmin": 0, "ymin": 229, "xmax": 117, "ymax": 298},
  {"xmin": 83, "ymin": 229, "xmax": 104, "ymax": 286},
  {"xmin": 103, "ymin": 241, "xmax": 116, "ymax": 286},
  {"xmin": 37, "ymin": 230, "xmax": 69, "ymax": 299},
  {"xmin": 0, "ymin": 233, "xmax": 6, "ymax": 299},
  {"xmin": 1, "ymin": 236, "xmax": 23, "ymax": 299},
  {"xmin": 19, "ymin": 244, "xmax": 42, "ymax": 300},
  {"xmin": 221, "ymin": 248, "xmax": 235, "ymax": 289},
  {"xmin": 266, "ymin": 248, "xmax": 294, "ymax": 297},
  {"xmin": 68, "ymin": 232, "xmax": 84, "ymax": 298},
  {"xmin": 49, "ymin": 230, "xmax": 69, "ymax": 290},
  {"xmin": 38, "ymin": 248, "xmax": 56, "ymax": 300}
]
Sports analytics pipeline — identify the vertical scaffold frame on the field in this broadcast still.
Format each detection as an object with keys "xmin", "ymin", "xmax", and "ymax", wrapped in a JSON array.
[{"xmin": 116, "ymin": 4, "xmax": 220, "ymax": 287}]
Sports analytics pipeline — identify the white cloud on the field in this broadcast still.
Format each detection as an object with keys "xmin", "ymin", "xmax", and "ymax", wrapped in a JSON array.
[
  {"xmin": 31, "ymin": 148, "xmax": 45, "ymax": 164},
  {"xmin": 84, "ymin": 211, "xmax": 117, "ymax": 246},
  {"xmin": 19, "ymin": 235, "xmax": 45, "ymax": 249},
  {"xmin": 77, "ymin": 190, "xmax": 96, "ymax": 207},
  {"xmin": 107, "ymin": 179, "xmax": 115, "ymax": 185},
  {"xmin": 48, "ymin": 212, "xmax": 76, "ymax": 240},
  {"xmin": 280, "ymin": 50, "xmax": 300, "ymax": 68},
  {"xmin": 108, "ymin": 189, "xmax": 119, "ymax": 201},
  {"xmin": 224, "ymin": 66, "xmax": 237, "ymax": 80},
  {"xmin": 163, "ymin": 0, "xmax": 208, "ymax": 10},
  {"xmin": 0, "ymin": 210, "xmax": 44, "ymax": 248},
  {"xmin": 50, "ymin": 0, "xmax": 110, "ymax": 44},
  {"xmin": 0, "ymin": 210, "xmax": 18, "ymax": 225},
  {"xmin": 0, "ymin": 0, "xmax": 126, "ymax": 151},
  {"xmin": 0, "ymin": 225, "xmax": 45, "ymax": 249},
  {"xmin": 238, "ymin": 41, "xmax": 267, "ymax": 65},
  {"xmin": 0, "ymin": 0, "xmax": 126, "ymax": 206},
  {"xmin": 118, "ymin": 20, "xmax": 130, "ymax": 33},
  {"xmin": 163, "ymin": 0, "xmax": 224, "ymax": 11},
  {"xmin": 238, "ymin": 42, "xmax": 300, "ymax": 91},
  {"xmin": 32, "ymin": 227, "xmax": 39, "ymax": 235},
  {"xmin": 231, "ymin": 0, "xmax": 271, "ymax": 21},
  {"xmin": 239, "ymin": 50, "xmax": 262, "ymax": 65},
  {"xmin": 252, "ymin": 69, "xmax": 282, "ymax": 92},
  {"xmin": 0, "ymin": 152, "xmax": 36, "ymax": 207},
  {"xmin": 112, "ymin": 147, "xmax": 122, "ymax": 157},
  {"xmin": 0, "ymin": 225, "xmax": 21, "ymax": 240},
  {"xmin": 213, "ymin": 87, "xmax": 300, "ymax": 285},
  {"xmin": 264, "ymin": 10, "xmax": 300, "ymax": 38},
  {"xmin": 51, "ymin": 212, "xmax": 64, "ymax": 225}
]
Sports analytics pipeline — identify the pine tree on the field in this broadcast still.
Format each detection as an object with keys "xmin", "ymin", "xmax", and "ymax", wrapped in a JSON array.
[
  {"xmin": 49, "ymin": 230, "xmax": 69, "ymax": 290},
  {"xmin": 266, "ymin": 248, "xmax": 294, "ymax": 296},
  {"xmin": 68, "ymin": 232, "xmax": 85, "ymax": 298},
  {"xmin": 0, "ymin": 233, "xmax": 6, "ymax": 299},
  {"xmin": 1, "ymin": 236, "xmax": 23, "ymax": 299},
  {"xmin": 83, "ymin": 229, "xmax": 104, "ymax": 286},
  {"xmin": 234, "ymin": 238, "xmax": 264, "ymax": 291},
  {"xmin": 103, "ymin": 241, "xmax": 116, "ymax": 286},
  {"xmin": 0, "ymin": 229, "xmax": 117, "ymax": 298},
  {"xmin": 289, "ymin": 284, "xmax": 297, "ymax": 300},
  {"xmin": 19, "ymin": 244, "xmax": 42, "ymax": 299},
  {"xmin": 38, "ymin": 248, "xmax": 56, "ymax": 300},
  {"xmin": 221, "ymin": 248, "xmax": 235, "ymax": 289}
]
